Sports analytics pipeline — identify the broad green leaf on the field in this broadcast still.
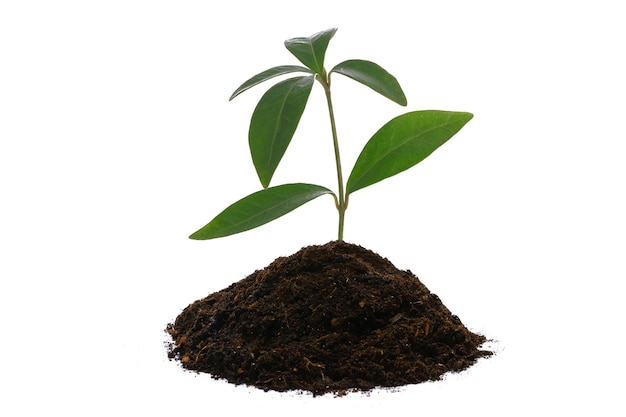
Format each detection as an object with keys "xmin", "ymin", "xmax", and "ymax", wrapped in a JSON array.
[
  {"xmin": 284, "ymin": 28, "xmax": 337, "ymax": 75},
  {"xmin": 230, "ymin": 65, "xmax": 313, "ymax": 101},
  {"xmin": 190, "ymin": 183, "xmax": 335, "ymax": 240},
  {"xmin": 331, "ymin": 59, "xmax": 407, "ymax": 106},
  {"xmin": 346, "ymin": 111, "xmax": 473, "ymax": 194},
  {"xmin": 250, "ymin": 75, "xmax": 315, "ymax": 188}
]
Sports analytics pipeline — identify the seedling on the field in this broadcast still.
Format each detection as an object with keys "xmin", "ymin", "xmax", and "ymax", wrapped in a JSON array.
[{"xmin": 190, "ymin": 28, "xmax": 472, "ymax": 241}]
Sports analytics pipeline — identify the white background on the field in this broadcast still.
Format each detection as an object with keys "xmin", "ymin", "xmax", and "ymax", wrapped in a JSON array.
[{"xmin": 2, "ymin": 1, "xmax": 624, "ymax": 415}]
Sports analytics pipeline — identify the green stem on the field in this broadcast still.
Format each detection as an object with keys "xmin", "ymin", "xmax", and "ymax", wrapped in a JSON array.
[{"xmin": 320, "ymin": 75, "xmax": 346, "ymax": 241}]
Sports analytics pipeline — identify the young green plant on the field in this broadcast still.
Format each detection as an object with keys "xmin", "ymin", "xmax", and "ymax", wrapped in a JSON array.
[{"xmin": 190, "ymin": 28, "xmax": 473, "ymax": 241}]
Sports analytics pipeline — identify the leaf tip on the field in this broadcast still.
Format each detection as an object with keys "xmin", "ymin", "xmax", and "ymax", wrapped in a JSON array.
[
  {"xmin": 189, "ymin": 230, "xmax": 204, "ymax": 240},
  {"xmin": 461, "ymin": 112, "xmax": 474, "ymax": 123}
]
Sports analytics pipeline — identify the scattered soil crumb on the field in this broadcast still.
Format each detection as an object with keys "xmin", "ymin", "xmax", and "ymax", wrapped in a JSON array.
[{"xmin": 166, "ymin": 241, "xmax": 492, "ymax": 396}]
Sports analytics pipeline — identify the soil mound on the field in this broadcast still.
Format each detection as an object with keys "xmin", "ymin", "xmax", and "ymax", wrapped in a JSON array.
[{"xmin": 166, "ymin": 241, "xmax": 492, "ymax": 395}]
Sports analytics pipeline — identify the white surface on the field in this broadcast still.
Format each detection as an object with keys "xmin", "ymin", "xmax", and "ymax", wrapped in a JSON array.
[{"xmin": 1, "ymin": 1, "xmax": 624, "ymax": 415}]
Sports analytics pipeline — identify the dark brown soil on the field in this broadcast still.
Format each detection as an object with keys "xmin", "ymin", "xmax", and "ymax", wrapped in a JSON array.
[{"xmin": 166, "ymin": 241, "xmax": 492, "ymax": 396}]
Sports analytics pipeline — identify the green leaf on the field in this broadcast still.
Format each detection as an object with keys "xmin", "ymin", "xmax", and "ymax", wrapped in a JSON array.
[
  {"xmin": 230, "ymin": 65, "xmax": 313, "ymax": 101},
  {"xmin": 331, "ymin": 59, "xmax": 407, "ymax": 106},
  {"xmin": 190, "ymin": 183, "xmax": 335, "ymax": 240},
  {"xmin": 346, "ymin": 111, "xmax": 473, "ymax": 194},
  {"xmin": 249, "ymin": 75, "xmax": 315, "ymax": 188},
  {"xmin": 284, "ymin": 28, "xmax": 337, "ymax": 75}
]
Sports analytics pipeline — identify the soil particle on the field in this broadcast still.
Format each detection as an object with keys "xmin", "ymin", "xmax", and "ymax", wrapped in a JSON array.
[{"xmin": 166, "ymin": 241, "xmax": 492, "ymax": 395}]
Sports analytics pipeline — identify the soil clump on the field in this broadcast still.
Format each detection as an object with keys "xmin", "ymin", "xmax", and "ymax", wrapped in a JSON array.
[{"xmin": 166, "ymin": 241, "xmax": 492, "ymax": 395}]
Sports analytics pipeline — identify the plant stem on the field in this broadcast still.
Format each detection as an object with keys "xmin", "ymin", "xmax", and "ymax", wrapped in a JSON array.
[{"xmin": 319, "ymin": 75, "xmax": 346, "ymax": 241}]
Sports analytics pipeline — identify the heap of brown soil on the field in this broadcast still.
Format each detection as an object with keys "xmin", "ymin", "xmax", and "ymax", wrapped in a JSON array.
[{"xmin": 166, "ymin": 241, "xmax": 491, "ymax": 395}]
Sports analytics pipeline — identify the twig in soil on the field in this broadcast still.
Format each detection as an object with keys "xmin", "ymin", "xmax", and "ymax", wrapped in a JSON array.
[{"xmin": 303, "ymin": 357, "xmax": 325, "ymax": 371}]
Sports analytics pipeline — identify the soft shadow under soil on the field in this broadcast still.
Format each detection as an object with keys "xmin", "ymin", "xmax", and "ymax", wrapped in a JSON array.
[{"xmin": 166, "ymin": 241, "xmax": 492, "ymax": 396}]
